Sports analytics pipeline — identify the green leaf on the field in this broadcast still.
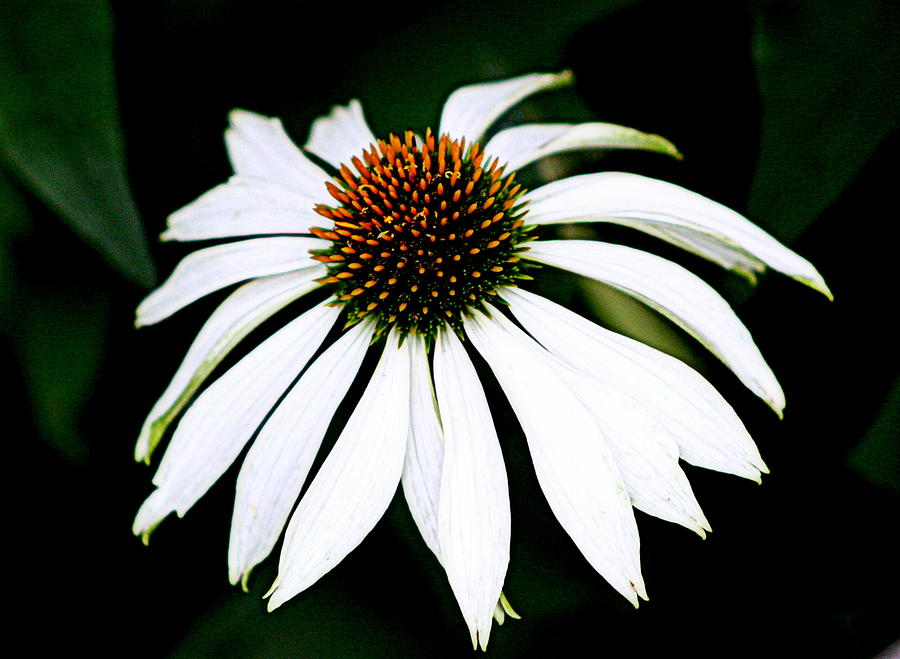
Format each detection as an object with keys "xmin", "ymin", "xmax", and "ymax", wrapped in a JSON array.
[
  {"xmin": 0, "ymin": 0, "xmax": 155, "ymax": 287},
  {"xmin": 849, "ymin": 377, "xmax": 900, "ymax": 496},
  {"xmin": 18, "ymin": 286, "xmax": 111, "ymax": 463},
  {"xmin": 748, "ymin": 0, "xmax": 900, "ymax": 241}
]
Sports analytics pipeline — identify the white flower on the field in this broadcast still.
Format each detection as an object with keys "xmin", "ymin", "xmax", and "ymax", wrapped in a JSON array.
[{"xmin": 133, "ymin": 71, "xmax": 831, "ymax": 650}]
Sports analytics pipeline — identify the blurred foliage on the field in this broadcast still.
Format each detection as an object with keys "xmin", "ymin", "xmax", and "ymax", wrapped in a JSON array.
[
  {"xmin": 2, "ymin": 0, "xmax": 897, "ymax": 657},
  {"xmin": 849, "ymin": 377, "xmax": 900, "ymax": 496},
  {"xmin": 0, "ymin": 0, "xmax": 155, "ymax": 287},
  {"xmin": 748, "ymin": 0, "xmax": 900, "ymax": 241}
]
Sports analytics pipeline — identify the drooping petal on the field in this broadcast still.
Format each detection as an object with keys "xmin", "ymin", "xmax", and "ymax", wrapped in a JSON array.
[
  {"xmin": 225, "ymin": 109, "xmax": 330, "ymax": 197},
  {"xmin": 526, "ymin": 239, "xmax": 786, "ymax": 415},
  {"xmin": 484, "ymin": 122, "xmax": 680, "ymax": 172},
  {"xmin": 267, "ymin": 328, "xmax": 411, "ymax": 610},
  {"xmin": 132, "ymin": 303, "xmax": 340, "ymax": 541},
  {"xmin": 401, "ymin": 334, "xmax": 444, "ymax": 558},
  {"xmin": 161, "ymin": 176, "xmax": 321, "ymax": 242},
  {"xmin": 560, "ymin": 366, "xmax": 711, "ymax": 536},
  {"xmin": 465, "ymin": 310, "xmax": 645, "ymax": 607},
  {"xmin": 438, "ymin": 71, "xmax": 574, "ymax": 144},
  {"xmin": 135, "ymin": 266, "xmax": 327, "ymax": 463},
  {"xmin": 433, "ymin": 328, "xmax": 510, "ymax": 651},
  {"xmin": 135, "ymin": 236, "xmax": 326, "ymax": 327},
  {"xmin": 503, "ymin": 287, "xmax": 767, "ymax": 481},
  {"xmin": 521, "ymin": 172, "xmax": 832, "ymax": 298},
  {"xmin": 305, "ymin": 100, "xmax": 378, "ymax": 170},
  {"xmin": 228, "ymin": 321, "xmax": 374, "ymax": 588}
]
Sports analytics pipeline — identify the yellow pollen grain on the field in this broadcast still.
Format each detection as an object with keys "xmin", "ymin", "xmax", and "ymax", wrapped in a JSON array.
[
  {"xmin": 411, "ymin": 285, "xmax": 419, "ymax": 292},
  {"xmin": 471, "ymin": 271, "xmax": 481, "ymax": 278},
  {"xmin": 480, "ymin": 219, "xmax": 492, "ymax": 229},
  {"xmin": 450, "ymin": 275, "xmax": 457, "ymax": 282},
  {"xmin": 348, "ymin": 263, "xmax": 363, "ymax": 269},
  {"xmin": 431, "ymin": 290, "xmax": 439, "ymax": 298},
  {"xmin": 469, "ymin": 248, "xmax": 480, "ymax": 255},
  {"xmin": 336, "ymin": 272, "xmax": 354, "ymax": 279},
  {"xmin": 373, "ymin": 265, "xmax": 385, "ymax": 272},
  {"xmin": 486, "ymin": 240, "xmax": 500, "ymax": 249},
  {"xmin": 366, "ymin": 302, "xmax": 378, "ymax": 311},
  {"xmin": 399, "ymin": 302, "xmax": 408, "ymax": 311},
  {"xmin": 364, "ymin": 280, "xmax": 377, "ymax": 288},
  {"xmin": 379, "ymin": 291, "xmax": 390, "ymax": 299},
  {"xmin": 464, "ymin": 229, "xmax": 474, "ymax": 238},
  {"xmin": 387, "ymin": 278, "xmax": 398, "ymax": 285},
  {"xmin": 422, "ymin": 306, "xmax": 429, "ymax": 314},
  {"xmin": 351, "ymin": 288, "xmax": 365, "ymax": 296},
  {"xmin": 491, "ymin": 266, "xmax": 503, "ymax": 272},
  {"xmin": 449, "ymin": 289, "xmax": 456, "ymax": 296}
]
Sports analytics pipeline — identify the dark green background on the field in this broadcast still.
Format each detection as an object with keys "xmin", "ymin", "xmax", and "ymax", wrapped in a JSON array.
[{"xmin": 2, "ymin": 0, "xmax": 898, "ymax": 656}]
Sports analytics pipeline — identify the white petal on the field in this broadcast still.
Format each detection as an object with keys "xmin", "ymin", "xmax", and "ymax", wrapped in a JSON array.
[
  {"xmin": 162, "ymin": 176, "xmax": 322, "ymax": 242},
  {"xmin": 304, "ymin": 100, "xmax": 377, "ymax": 170},
  {"xmin": 136, "ymin": 236, "xmax": 326, "ymax": 326},
  {"xmin": 503, "ymin": 287, "xmax": 766, "ymax": 481},
  {"xmin": 400, "ymin": 334, "xmax": 444, "ymax": 558},
  {"xmin": 465, "ymin": 310, "xmax": 645, "ymax": 606},
  {"xmin": 226, "ymin": 109, "xmax": 329, "ymax": 197},
  {"xmin": 267, "ymin": 328, "xmax": 411, "ymax": 610},
  {"xmin": 522, "ymin": 172, "xmax": 832, "ymax": 298},
  {"xmin": 228, "ymin": 321, "xmax": 374, "ymax": 587},
  {"xmin": 484, "ymin": 122, "xmax": 680, "ymax": 172},
  {"xmin": 434, "ymin": 328, "xmax": 510, "ymax": 651},
  {"xmin": 438, "ymin": 71, "xmax": 573, "ymax": 144},
  {"xmin": 132, "ymin": 303, "xmax": 340, "ymax": 540},
  {"xmin": 526, "ymin": 239, "xmax": 786, "ymax": 415},
  {"xmin": 561, "ymin": 367, "xmax": 710, "ymax": 536},
  {"xmin": 135, "ymin": 266, "xmax": 327, "ymax": 463}
]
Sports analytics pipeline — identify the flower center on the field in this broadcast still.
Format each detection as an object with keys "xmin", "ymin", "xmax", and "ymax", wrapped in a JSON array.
[{"xmin": 310, "ymin": 129, "xmax": 532, "ymax": 338}]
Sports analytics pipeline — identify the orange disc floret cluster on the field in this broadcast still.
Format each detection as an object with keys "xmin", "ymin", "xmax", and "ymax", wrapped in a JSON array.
[{"xmin": 310, "ymin": 129, "xmax": 534, "ymax": 338}]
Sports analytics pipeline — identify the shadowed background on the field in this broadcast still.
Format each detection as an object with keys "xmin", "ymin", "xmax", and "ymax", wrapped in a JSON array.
[{"xmin": 2, "ymin": 0, "xmax": 898, "ymax": 656}]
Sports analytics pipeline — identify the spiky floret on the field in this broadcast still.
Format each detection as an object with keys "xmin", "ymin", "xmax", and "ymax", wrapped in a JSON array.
[{"xmin": 310, "ymin": 129, "xmax": 534, "ymax": 338}]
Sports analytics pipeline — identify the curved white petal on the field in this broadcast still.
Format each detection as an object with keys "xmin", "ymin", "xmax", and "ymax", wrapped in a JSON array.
[
  {"xmin": 136, "ymin": 236, "xmax": 326, "ymax": 327},
  {"xmin": 132, "ymin": 303, "xmax": 340, "ymax": 540},
  {"xmin": 465, "ymin": 310, "xmax": 645, "ymax": 607},
  {"xmin": 561, "ymin": 366, "xmax": 710, "ymax": 536},
  {"xmin": 526, "ymin": 239, "xmax": 785, "ymax": 415},
  {"xmin": 267, "ymin": 328, "xmax": 411, "ymax": 610},
  {"xmin": 305, "ymin": 100, "xmax": 378, "ymax": 170},
  {"xmin": 503, "ymin": 287, "xmax": 767, "ymax": 481},
  {"xmin": 226, "ymin": 109, "xmax": 329, "ymax": 197},
  {"xmin": 484, "ymin": 122, "xmax": 680, "ymax": 172},
  {"xmin": 228, "ymin": 321, "xmax": 374, "ymax": 587},
  {"xmin": 401, "ymin": 334, "xmax": 444, "ymax": 558},
  {"xmin": 522, "ymin": 172, "xmax": 831, "ymax": 299},
  {"xmin": 135, "ymin": 266, "xmax": 327, "ymax": 463},
  {"xmin": 162, "ymin": 176, "xmax": 321, "ymax": 242},
  {"xmin": 434, "ymin": 328, "xmax": 510, "ymax": 651},
  {"xmin": 438, "ymin": 71, "xmax": 573, "ymax": 144}
]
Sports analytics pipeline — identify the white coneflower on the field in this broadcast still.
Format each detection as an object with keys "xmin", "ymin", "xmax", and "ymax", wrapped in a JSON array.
[{"xmin": 132, "ymin": 71, "xmax": 830, "ymax": 650}]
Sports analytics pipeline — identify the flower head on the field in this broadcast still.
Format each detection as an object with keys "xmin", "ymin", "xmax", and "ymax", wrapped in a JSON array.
[{"xmin": 133, "ymin": 71, "xmax": 830, "ymax": 650}]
